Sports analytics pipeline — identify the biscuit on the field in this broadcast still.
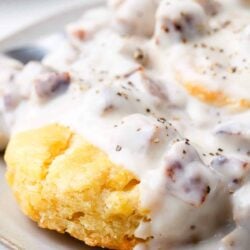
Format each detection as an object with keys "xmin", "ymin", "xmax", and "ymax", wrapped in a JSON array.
[{"xmin": 5, "ymin": 124, "xmax": 148, "ymax": 250}]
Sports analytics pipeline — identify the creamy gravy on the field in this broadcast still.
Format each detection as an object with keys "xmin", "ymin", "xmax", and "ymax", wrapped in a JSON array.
[{"xmin": 0, "ymin": 0, "xmax": 250, "ymax": 249}]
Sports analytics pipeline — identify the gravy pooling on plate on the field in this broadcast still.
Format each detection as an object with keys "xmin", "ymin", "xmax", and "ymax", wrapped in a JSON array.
[{"xmin": 0, "ymin": 0, "xmax": 250, "ymax": 249}]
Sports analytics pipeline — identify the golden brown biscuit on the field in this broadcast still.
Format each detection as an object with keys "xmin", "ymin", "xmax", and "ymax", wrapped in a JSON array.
[{"xmin": 5, "ymin": 124, "xmax": 148, "ymax": 250}]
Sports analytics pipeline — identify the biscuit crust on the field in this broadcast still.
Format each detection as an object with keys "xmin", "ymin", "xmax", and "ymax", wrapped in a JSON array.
[{"xmin": 5, "ymin": 124, "xmax": 148, "ymax": 250}]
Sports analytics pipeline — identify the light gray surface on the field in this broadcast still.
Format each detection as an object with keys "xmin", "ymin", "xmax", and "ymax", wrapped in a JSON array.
[
  {"xmin": 0, "ymin": 0, "xmax": 88, "ymax": 40},
  {"xmin": 0, "ymin": 0, "xmax": 104, "ymax": 51}
]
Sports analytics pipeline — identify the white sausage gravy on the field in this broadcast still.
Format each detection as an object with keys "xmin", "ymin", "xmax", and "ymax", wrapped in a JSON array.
[{"xmin": 0, "ymin": 0, "xmax": 250, "ymax": 249}]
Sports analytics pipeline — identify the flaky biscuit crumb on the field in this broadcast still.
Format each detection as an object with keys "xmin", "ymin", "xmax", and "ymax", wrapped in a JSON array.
[{"xmin": 5, "ymin": 124, "xmax": 148, "ymax": 250}]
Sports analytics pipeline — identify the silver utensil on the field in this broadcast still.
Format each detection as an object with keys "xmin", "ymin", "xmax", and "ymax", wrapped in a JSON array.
[
  {"xmin": 4, "ymin": 45, "xmax": 48, "ymax": 64},
  {"xmin": 3, "ymin": 32, "xmax": 66, "ymax": 64}
]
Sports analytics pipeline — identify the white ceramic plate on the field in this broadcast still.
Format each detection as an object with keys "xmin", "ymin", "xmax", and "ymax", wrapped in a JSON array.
[{"xmin": 0, "ymin": 1, "xmax": 104, "ymax": 249}]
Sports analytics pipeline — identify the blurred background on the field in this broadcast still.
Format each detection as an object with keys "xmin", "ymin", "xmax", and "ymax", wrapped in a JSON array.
[{"xmin": 0, "ymin": 0, "xmax": 86, "ymax": 40}]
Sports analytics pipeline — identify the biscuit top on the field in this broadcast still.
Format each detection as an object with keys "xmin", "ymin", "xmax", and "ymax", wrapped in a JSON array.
[{"xmin": 1, "ymin": 0, "xmax": 250, "ymax": 249}]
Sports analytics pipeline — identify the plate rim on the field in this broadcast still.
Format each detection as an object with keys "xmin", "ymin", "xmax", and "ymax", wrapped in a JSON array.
[{"xmin": 0, "ymin": 0, "xmax": 105, "ymax": 52}]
